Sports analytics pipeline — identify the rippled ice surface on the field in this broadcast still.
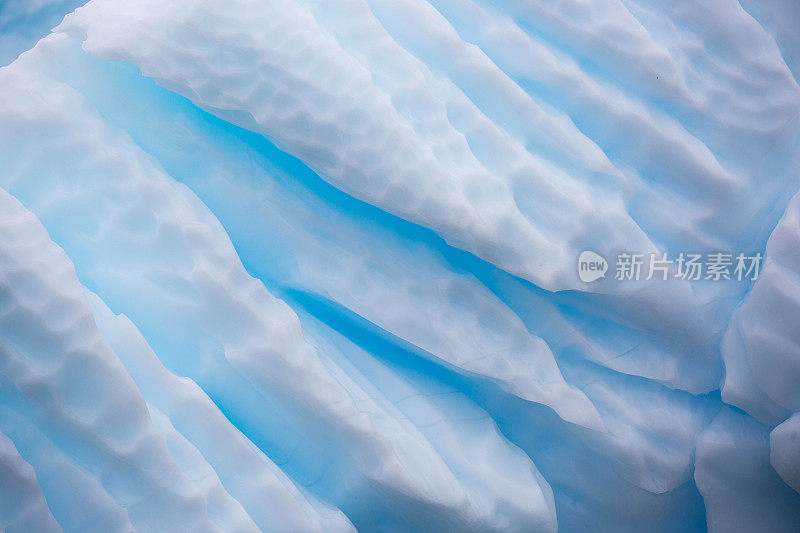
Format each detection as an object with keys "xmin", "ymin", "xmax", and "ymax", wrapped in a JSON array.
[{"xmin": 1, "ymin": 0, "xmax": 800, "ymax": 531}]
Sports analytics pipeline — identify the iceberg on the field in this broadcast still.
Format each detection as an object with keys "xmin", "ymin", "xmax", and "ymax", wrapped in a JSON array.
[{"xmin": 0, "ymin": 0, "xmax": 799, "ymax": 531}]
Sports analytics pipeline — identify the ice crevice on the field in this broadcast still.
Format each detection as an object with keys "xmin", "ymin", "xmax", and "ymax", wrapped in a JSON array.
[{"xmin": 0, "ymin": 41, "xmax": 562, "ymax": 530}]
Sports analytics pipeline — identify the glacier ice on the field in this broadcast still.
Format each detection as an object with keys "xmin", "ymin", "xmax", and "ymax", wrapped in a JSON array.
[
  {"xmin": 771, "ymin": 413, "xmax": 800, "ymax": 494},
  {"xmin": 1, "ymin": 0, "xmax": 800, "ymax": 531},
  {"xmin": 0, "ymin": 429, "xmax": 60, "ymax": 532},
  {"xmin": 0, "ymin": 0, "xmax": 85, "ymax": 66}
]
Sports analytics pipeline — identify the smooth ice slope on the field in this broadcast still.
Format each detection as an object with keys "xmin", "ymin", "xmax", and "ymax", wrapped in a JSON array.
[
  {"xmin": 0, "ymin": 0, "xmax": 85, "ymax": 65},
  {"xmin": 1, "ymin": 0, "xmax": 800, "ymax": 531},
  {"xmin": 771, "ymin": 413, "xmax": 800, "ymax": 493}
]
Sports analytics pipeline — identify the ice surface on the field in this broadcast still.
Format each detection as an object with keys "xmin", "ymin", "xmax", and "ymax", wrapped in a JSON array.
[
  {"xmin": 87, "ymin": 292, "xmax": 355, "ymax": 533},
  {"xmin": 722, "ymin": 185, "xmax": 800, "ymax": 423},
  {"xmin": 1, "ymin": 0, "xmax": 800, "ymax": 531},
  {"xmin": 0, "ymin": 188, "xmax": 219, "ymax": 531},
  {"xmin": 0, "ymin": 430, "xmax": 60, "ymax": 532},
  {"xmin": 771, "ymin": 413, "xmax": 800, "ymax": 494},
  {"xmin": 695, "ymin": 408, "xmax": 800, "ymax": 532},
  {"xmin": 0, "ymin": 0, "xmax": 85, "ymax": 66}
]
